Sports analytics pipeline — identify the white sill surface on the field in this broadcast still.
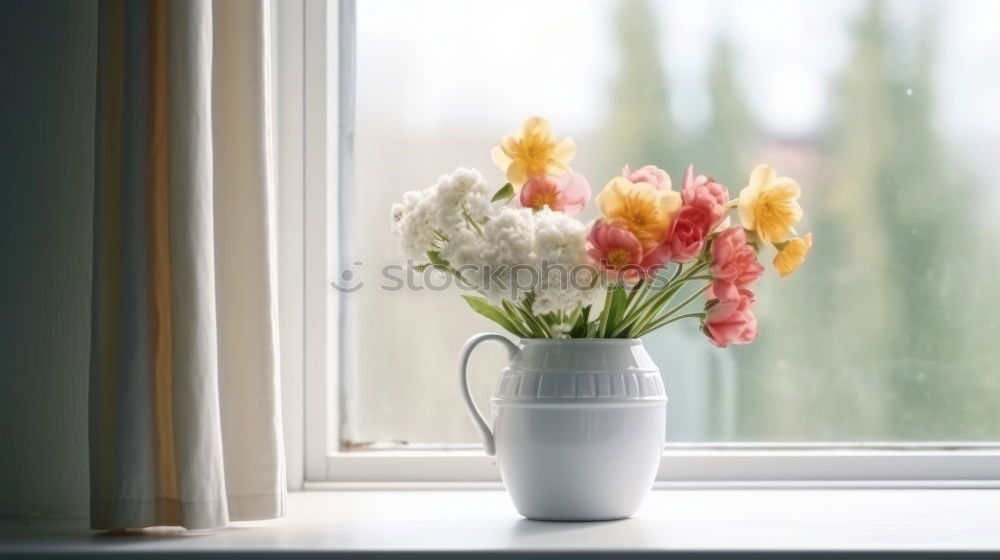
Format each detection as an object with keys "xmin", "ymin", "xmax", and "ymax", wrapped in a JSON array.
[{"xmin": 3, "ymin": 488, "xmax": 1000, "ymax": 557}]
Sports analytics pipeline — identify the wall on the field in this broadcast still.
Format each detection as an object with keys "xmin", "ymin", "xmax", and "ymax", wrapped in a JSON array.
[{"xmin": 0, "ymin": 0, "xmax": 98, "ymax": 517}]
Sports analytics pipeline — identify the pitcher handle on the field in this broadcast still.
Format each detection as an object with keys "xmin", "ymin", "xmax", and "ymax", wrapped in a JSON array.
[{"xmin": 459, "ymin": 333, "xmax": 518, "ymax": 456}]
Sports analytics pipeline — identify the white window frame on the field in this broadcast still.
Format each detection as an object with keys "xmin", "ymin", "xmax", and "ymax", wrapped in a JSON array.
[{"xmin": 278, "ymin": 0, "xmax": 1000, "ymax": 489}]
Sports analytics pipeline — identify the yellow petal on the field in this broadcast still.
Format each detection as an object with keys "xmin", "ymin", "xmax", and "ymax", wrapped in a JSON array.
[
  {"xmin": 490, "ymin": 145, "xmax": 512, "ymax": 171},
  {"xmin": 755, "ymin": 208, "xmax": 800, "ymax": 244},
  {"xmin": 737, "ymin": 187, "xmax": 758, "ymax": 230},
  {"xmin": 551, "ymin": 137, "xmax": 577, "ymax": 165},
  {"xmin": 738, "ymin": 164, "xmax": 803, "ymax": 239},
  {"xmin": 738, "ymin": 165, "xmax": 773, "ymax": 230},
  {"xmin": 520, "ymin": 116, "xmax": 554, "ymax": 141},
  {"xmin": 596, "ymin": 177, "xmax": 628, "ymax": 218},
  {"xmin": 756, "ymin": 181, "xmax": 802, "ymax": 243},
  {"xmin": 655, "ymin": 188, "xmax": 682, "ymax": 216},
  {"xmin": 506, "ymin": 159, "xmax": 529, "ymax": 187},
  {"xmin": 748, "ymin": 163, "xmax": 777, "ymax": 191},
  {"xmin": 545, "ymin": 161, "xmax": 571, "ymax": 176},
  {"xmin": 499, "ymin": 136, "xmax": 519, "ymax": 159},
  {"xmin": 774, "ymin": 233, "xmax": 813, "ymax": 277},
  {"xmin": 632, "ymin": 181, "xmax": 655, "ymax": 194},
  {"xmin": 773, "ymin": 176, "xmax": 802, "ymax": 200}
]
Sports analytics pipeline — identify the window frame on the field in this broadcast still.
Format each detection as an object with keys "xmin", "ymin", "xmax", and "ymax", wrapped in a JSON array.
[{"xmin": 289, "ymin": 0, "xmax": 1000, "ymax": 487}]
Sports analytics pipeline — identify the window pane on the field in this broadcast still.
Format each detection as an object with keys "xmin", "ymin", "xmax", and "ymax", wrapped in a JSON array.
[{"xmin": 339, "ymin": 0, "xmax": 1000, "ymax": 446}]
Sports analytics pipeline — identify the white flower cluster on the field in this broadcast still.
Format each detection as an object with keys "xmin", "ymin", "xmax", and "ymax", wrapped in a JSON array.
[
  {"xmin": 391, "ymin": 168, "xmax": 601, "ymax": 316},
  {"xmin": 390, "ymin": 167, "xmax": 493, "ymax": 260},
  {"xmin": 531, "ymin": 209, "xmax": 601, "ymax": 314}
]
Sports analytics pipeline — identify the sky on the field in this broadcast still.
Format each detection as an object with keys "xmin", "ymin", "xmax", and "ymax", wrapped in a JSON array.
[{"xmin": 357, "ymin": 0, "xmax": 1000, "ymax": 148}]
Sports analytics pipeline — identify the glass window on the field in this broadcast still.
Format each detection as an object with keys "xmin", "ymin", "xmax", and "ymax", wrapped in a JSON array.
[{"xmin": 337, "ymin": 0, "xmax": 1000, "ymax": 446}]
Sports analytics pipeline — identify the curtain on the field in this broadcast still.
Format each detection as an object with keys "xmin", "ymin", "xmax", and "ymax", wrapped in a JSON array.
[{"xmin": 89, "ymin": 0, "xmax": 284, "ymax": 530}]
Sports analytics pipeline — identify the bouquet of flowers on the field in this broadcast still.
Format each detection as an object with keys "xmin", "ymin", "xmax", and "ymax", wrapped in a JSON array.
[{"xmin": 391, "ymin": 117, "xmax": 812, "ymax": 347}]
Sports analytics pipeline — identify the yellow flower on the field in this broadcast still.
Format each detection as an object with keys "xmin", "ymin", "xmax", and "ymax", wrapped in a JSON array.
[
  {"xmin": 596, "ymin": 177, "xmax": 681, "ymax": 249},
  {"xmin": 738, "ymin": 164, "xmax": 803, "ymax": 244},
  {"xmin": 773, "ymin": 233, "xmax": 813, "ymax": 277},
  {"xmin": 490, "ymin": 117, "xmax": 576, "ymax": 187}
]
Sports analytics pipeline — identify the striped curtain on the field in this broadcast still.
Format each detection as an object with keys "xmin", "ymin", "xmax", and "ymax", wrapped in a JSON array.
[{"xmin": 90, "ymin": 0, "xmax": 284, "ymax": 530}]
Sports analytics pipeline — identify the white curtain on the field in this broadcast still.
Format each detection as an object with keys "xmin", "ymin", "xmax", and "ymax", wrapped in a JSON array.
[{"xmin": 90, "ymin": 0, "xmax": 284, "ymax": 530}]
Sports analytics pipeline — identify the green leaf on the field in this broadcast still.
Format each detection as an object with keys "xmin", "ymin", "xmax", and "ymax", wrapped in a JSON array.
[
  {"xmin": 515, "ymin": 302, "xmax": 552, "ymax": 338},
  {"xmin": 423, "ymin": 250, "xmax": 451, "ymax": 273},
  {"xmin": 499, "ymin": 300, "xmax": 538, "ymax": 338},
  {"xmin": 587, "ymin": 316, "xmax": 600, "ymax": 338},
  {"xmin": 569, "ymin": 305, "xmax": 591, "ymax": 338},
  {"xmin": 597, "ymin": 285, "xmax": 618, "ymax": 338},
  {"xmin": 606, "ymin": 285, "xmax": 629, "ymax": 337},
  {"xmin": 462, "ymin": 295, "xmax": 527, "ymax": 337},
  {"xmin": 522, "ymin": 290, "xmax": 537, "ymax": 312},
  {"xmin": 624, "ymin": 278, "xmax": 645, "ymax": 311},
  {"xmin": 490, "ymin": 183, "xmax": 515, "ymax": 203},
  {"xmin": 426, "ymin": 250, "xmax": 448, "ymax": 266}
]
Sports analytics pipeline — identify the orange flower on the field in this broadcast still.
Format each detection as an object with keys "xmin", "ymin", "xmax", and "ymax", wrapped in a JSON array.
[{"xmin": 490, "ymin": 117, "xmax": 576, "ymax": 187}]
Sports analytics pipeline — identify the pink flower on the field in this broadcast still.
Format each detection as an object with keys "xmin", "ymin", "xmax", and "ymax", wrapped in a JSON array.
[
  {"xmin": 639, "ymin": 242, "xmax": 672, "ymax": 275},
  {"xmin": 664, "ymin": 205, "xmax": 713, "ymax": 263},
  {"xmin": 710, "ymin": 227, "xmax": 764, "ymax": 300},
  {"xmin": 621, "ymin": 164, "xmax": 672, "ymax": 191},
  {"xmin": 703, "ymin": 288, "xmax": 757, "ymax": 348},
  {"xmin": 519, "ymin": 172, "xmax": 591, "ymax": 215},
  {"xmin": 681, "ymin": 164, "xmax": 729, "ymax": 223},
  {"xmin": 587, "ymin": 220, "xmax": 644, "ymax": 277}
]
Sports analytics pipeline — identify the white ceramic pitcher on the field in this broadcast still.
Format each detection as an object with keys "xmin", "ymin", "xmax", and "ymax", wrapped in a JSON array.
[{"xmin": 459, "ymin": 335, "xmax": 667, "ymax": 521}]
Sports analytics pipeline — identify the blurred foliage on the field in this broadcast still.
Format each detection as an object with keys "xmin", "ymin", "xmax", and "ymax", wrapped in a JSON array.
[
  {"xmin": 351, "ymin": 0, "xmax": 1000, "ymax": 445},
  {"xmin": 606, "ymin": 0, "xmax": 1000, "ymax": 440},
  {"xmin": 700, "ymin": 36, "xmax": 758, "ymax": 187},
  {"xmin": 604, "ymin": 0, "xmax": 680, "ymax": 175}
]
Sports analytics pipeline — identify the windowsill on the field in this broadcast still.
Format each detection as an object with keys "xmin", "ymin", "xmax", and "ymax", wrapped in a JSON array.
[{"xmin": 3, "ymin": 488, "xmax": 999, "ymax": 557}]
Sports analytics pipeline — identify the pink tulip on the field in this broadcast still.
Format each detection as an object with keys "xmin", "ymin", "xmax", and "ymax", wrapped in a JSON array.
[
  {"xmin": 520, "ymin": 172, "xmax": 591, "ymax": 215},
  {"xmin": 587, "ymin": 220, "xmax": 644, "ymax": 277},
  {"xmin": 710, "ymin": 227, "xmax": 764, "ymax": 301},
  {"xmin": 621, "ymin": 164, "xmax": 672, "ymax": 191},
  {"xmin": 681, "ymin": 164, "xmax": 729, "ymax": 223},
  {"xmin": 704, "ymin": 288, "xmax": 757, "ymax": 348},
  {"xmin": 665, "ymin": 205, "xmax": 713, "ymax": 263}
]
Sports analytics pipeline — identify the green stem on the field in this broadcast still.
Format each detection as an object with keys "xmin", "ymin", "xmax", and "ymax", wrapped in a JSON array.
[
  {"xmin": 635, "ymin": 312, "xmax": 706, "ymax": 338},
  {"xmin": 612, "ymin": 262, "xmax": 710, "ymax": 337},
  {"xmin": 619, "ymin": 266, "xmax": 685, "ymax": 327},
  {"xmin": 667, "ymin": 262, "xmax": 684, "ymax": 284},
  {"xmin": 610, "ymin": 282, "xmax": 682, "ymax": 338},
  {"xmin": 629, "ymin": 263, "xmax": 709, "ymax": 334},
  {"xmin": 624, "ymin": 278, "xmax": 648, "ymax": 315},
  {"xmin": 625, "ymin": 283, "xmax": 685, "ymax": 337},
  {"xmin": 596, "ymin": 286, "xmax": 614, "ymax": 338},
  {"xmin": 657, "ymin": 283, "xmax": 711, "ymax": 323},
  {"xmin": 646, "ymin": 262, "xmax": 708, "ymax": 309}
]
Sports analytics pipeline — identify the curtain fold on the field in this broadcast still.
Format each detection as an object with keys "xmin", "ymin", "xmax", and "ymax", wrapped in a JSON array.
[{"xmin": 90, "ymin": 0, "xmax": 284, "ymax": 530}]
